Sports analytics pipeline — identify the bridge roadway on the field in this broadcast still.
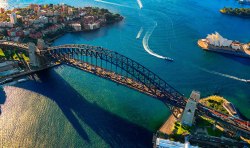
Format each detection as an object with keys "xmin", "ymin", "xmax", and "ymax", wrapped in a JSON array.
[
  {"xmin": 0, "ymin": 64, "xmax": 59, "ymax": 84},
  {"xmin": 1, "ymin": 41, "xmax": 250, "ymax": 137},
  {"xmin": 61, "ymin": 57, "xmax": 185, "ymax": 108},
  {"xmin": 0, "ymin": 41, "xmax": 29, "ymax": 50},
  {"xmin": 46, "ymin": 44, "xmax": 188, "ymax": 109}
]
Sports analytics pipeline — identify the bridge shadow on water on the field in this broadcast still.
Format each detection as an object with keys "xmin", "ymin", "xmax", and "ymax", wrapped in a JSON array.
[{"xmin": 9, "ymin": 67, "xmax": 153, "ymax": 147}]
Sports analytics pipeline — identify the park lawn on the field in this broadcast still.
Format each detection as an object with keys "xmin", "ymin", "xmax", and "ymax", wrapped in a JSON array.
[
  {"xmin": 21, "ymin": 54, "xmax": 30, "ymax": 62},
  {"xmin": 13, "ymin": 53, "xmax": 20, "ymax": 60},
  {"xmin": 0, "ymin": 49, "xmax": 5, "ymax": 56},
  {"xmin": 200, "ymin": 95, "xmax": 229, "ymax": 115},
  {"xmin": 174, "ymin": 122, "xmax": 191, "ymax": 135}
]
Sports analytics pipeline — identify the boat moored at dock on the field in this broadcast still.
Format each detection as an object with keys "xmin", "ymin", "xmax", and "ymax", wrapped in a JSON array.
[{"xmin": 198, "ymin": 32, "xmax": 250, "ymax": 58}]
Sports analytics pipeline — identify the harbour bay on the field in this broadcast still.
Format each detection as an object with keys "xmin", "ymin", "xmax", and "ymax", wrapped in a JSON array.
[{"xmin": 1, "ymin": 0, "xmax": 250, "ymax": 147}]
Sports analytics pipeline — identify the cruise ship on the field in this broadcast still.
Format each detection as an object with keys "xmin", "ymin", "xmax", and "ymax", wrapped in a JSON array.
[{"xmin": 198, "ymin": 32, "xmax": 250, "ymax": 58}]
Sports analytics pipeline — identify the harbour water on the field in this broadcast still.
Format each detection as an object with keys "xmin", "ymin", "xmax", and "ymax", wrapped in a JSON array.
[{"xmin": 1, "ymin": 0, "xmax": 250, "ymax": 147}]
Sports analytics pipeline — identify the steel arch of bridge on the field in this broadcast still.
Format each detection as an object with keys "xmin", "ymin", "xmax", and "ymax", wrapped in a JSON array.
[{"xmin": 45, "ymin": 44, "xmax": 187, "ymax": 108}]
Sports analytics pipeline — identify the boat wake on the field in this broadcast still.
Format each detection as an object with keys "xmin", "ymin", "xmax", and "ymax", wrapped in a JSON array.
[
  {"xmin": 136, "ymin": 0, "xmax": 143, "ymax": 9},
  {"xmin": 136, "ymin": 27, "xmax": 143, "ymax": 39},
  {"xmin": 94, "ymin": 0, "xmax": 131, "ymax": 8},
  {"xmin": 199, "ymin": 68, "xmax": 249, "ymax": 83},
  {"xmin": 142, "ymin": 22, "xmax": 173, "ymax": 61}
]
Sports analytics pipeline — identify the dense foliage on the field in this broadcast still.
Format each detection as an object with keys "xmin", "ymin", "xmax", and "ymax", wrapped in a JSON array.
[
  {"xmin": 220, "ymin": 7, "xmax": 250, "ymax": 17},
  {"xmin": 200, "ymin": 95, "xmax": 229, "ymax": 115}
]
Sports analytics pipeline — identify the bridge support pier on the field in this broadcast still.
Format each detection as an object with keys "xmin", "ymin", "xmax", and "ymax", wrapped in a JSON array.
[
  {"xmin": 181, "ymin": 91, "xmax": 200, "ymax": 126},
  {"xmin": 28, "ymin": 43, "xmax": 40, "ymax": 68}
]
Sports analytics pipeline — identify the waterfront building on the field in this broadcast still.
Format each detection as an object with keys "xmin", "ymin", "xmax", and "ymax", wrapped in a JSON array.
[
  {"xmin": 29, "ymin": 32, "xmax": 42, "ymax": 39},
  {"xmin": 62, "ymin": 5, "xmax": 68, "ymax": 12},
  {"xmin": 37, "ymin": 39, "xmax": 46, "ymax": 50},
  {"xmin": 54, "ymin": 10, "xmax": 59, "ymax": 16},
  {"xmin": 204, "ymin": 32, "xmax": 242, "ymax": 51},
  {"xmin": 68, "ymin": 7, "xmax": 73, "ymax": 15},
  {"xmin": 23, "ymin": 29, "xmax": 30, "ymax": 36},
  {"xmin": 0, "ymin": 22, "xmax": 14, "ymax": 28},
  {"xmin": 181, "ymin": 91, "xmax": 200, "ymax": 126},
  {"xmin": 198, "ymin": 32, "xmax": 250, "ymax": 58},
  {"xmin": 39, "ymin": 16, "xmax": 49, "ymax": 24},
  {"xmin": 7, "ymin": 29, "xmax": 17, "ymax": 37},
  {"xmin": 155, "ymin": 138, "xmax": 198, "ymax": 148},
  {"xmin": 46, "ymin": 10, "xmax": 54, "ymax": 16},
  {"xmin": 70, "ymin": 23, "xmax": 82, "ymax": 31},
  {"xmin": 10, "ymin": 12, "xmax": 17, "ymax": 24},
  {"xmin": 29, "ymin": 4, "xmax": 37, "ymax": 9},
  {"xmin": 206, "ymin": 32, "xmax": 232, "ymax": 47}
]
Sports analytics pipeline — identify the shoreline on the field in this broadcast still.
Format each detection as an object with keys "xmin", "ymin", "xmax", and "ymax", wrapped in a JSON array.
[{"xmin": 46, "ymin": 19, "xmax": 123, "ymax": 44}]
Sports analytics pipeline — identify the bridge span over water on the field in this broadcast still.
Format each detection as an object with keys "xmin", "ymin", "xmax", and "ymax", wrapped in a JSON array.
[{"xmin": 0, "ymin": 41, "xmax": 250, "ymax": 138}]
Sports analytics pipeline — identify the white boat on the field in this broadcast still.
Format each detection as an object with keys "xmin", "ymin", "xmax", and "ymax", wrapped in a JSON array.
[
  {"xmin": 164, "ymin": 57, "xmax": 174, "ymax": 62},
  {"xmin": 137, "ymin": 0, "xmax": 143, "ymax": 9},
  {"xmin": 136, "ymin": 27, "xmax": 143, "ymax": 39},
  {"xmin": 17, "ymin": 78, "xmax": 28, "ymax": 83}
]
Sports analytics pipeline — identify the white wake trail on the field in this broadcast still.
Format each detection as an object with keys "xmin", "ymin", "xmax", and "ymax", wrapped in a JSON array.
[
  {"xmin": 136, "ymin": 27, "xmax": 143, "ymax": 39},
  {"xmin": 199, "ymin": 68, "xmax": 249, "ymax": 83},
  {"xmin": 94, "ymin": 0, "xmax": 131, "ymax": 8},
  {"xmin": 136, "ymin": 0, "xmax": 143, "ymax": 9},
  {"xmin": 142, "ymin": 22, "xmax": 173, "ymax": 61}
]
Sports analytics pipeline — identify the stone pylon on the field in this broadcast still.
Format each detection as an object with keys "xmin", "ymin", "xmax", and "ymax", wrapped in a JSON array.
[{"xmin": 28, "ymin": 42, "xmax": 40, "ymax": 68}]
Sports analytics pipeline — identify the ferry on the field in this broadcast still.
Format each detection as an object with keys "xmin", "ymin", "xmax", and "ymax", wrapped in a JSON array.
[
  {"xmin": 164, "ymin": 57, "xmax": 174, "ymax": 62},
  {"xmin": 17, "ymin": 78, "xmax": 28, "ymax": 83},
  {"xmin": 198, "ymin": 32, "xmax": 250, "ymax": 58},
  {"xmin": 246, "ymin": 80, "xmax": 250, "ymax": 83},
  {"xmin": 136, "ymin": 27, "xmax": 143, "ymax": 39}
]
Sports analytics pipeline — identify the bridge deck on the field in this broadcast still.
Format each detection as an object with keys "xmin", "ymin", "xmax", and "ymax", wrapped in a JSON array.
[{"xmin": 64, "ymin": 58, "xmax": 165, "ymax": 99}]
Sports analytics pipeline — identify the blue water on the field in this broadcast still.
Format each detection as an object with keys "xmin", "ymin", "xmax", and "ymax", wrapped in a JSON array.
[{"xmin": 1, "ymin": 0, "xmax": 250, "ymax": 147}]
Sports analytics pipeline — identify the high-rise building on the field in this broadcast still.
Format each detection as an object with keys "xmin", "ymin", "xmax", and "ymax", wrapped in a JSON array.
[{"xmin": 10, "ymin": 12, "xmax": 17, "ymax": 24}]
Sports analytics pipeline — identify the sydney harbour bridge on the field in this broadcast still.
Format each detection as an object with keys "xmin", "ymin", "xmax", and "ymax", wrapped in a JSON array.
[{"xmin": 0, "ymin": 41, "xmax": 250, "ymax": 139}]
